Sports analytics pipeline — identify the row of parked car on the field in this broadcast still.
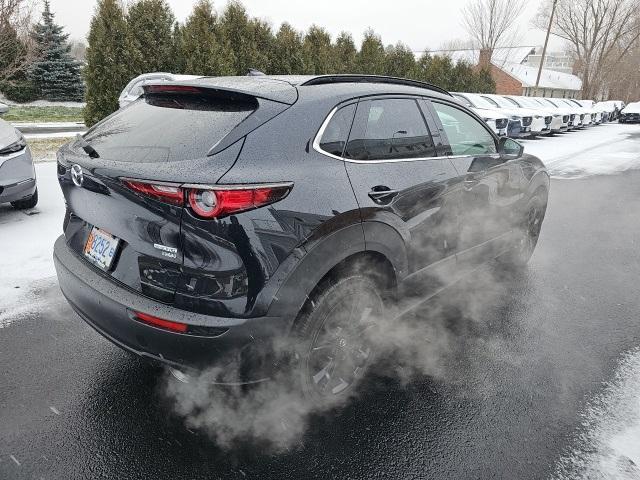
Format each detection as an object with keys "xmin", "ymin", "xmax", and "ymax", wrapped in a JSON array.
[{"xmin": 451, "ymin": 92, "xmax": 632, "ymax": 138}]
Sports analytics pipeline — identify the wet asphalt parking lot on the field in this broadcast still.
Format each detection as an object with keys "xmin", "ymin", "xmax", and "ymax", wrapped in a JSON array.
[{"xmin": 2, "ymin": 126, "xmax": 640, "ymax": 479}]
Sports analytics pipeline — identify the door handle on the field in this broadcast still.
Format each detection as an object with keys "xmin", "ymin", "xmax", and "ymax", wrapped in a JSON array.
[
  {"xmin": 463, "ymin": 177, "xmax": 480, "ymax": 191},
  {"xmin": 368, "ymin": 186, "xmax": 399, "ymax": 205}
]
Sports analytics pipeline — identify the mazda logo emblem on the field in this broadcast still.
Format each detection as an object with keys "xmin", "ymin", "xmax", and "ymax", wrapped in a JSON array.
[{"xmin": 71, "ymin": 164, "xmax": 84, "ymax": 187}]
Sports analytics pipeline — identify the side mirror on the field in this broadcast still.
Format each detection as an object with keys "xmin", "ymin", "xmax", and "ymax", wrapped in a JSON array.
[{"xmin": 498, "ymin": 137, "xmax": 523, "ymax": 157}]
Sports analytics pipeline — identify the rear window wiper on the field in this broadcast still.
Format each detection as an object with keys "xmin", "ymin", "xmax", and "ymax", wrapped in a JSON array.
[{"xmin": 75, "ymin": 134, "xmax": 100, "ymax": 158}]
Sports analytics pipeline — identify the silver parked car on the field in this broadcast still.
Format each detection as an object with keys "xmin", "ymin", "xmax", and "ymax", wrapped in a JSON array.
[{"xmin": 0, "ymin": 118, "xmax": 37, "ymax": 209}]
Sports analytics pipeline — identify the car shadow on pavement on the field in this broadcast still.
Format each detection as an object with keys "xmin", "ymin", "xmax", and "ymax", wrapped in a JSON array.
[{"xmin": 67, "ymin": 265, "xmax": 537, "ymax": 479}]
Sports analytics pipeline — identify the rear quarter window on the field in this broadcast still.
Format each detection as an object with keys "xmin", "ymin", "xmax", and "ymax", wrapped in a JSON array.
[{"xmin": 84, "ymin": 93, "xmax": 256, "ymax": 163}]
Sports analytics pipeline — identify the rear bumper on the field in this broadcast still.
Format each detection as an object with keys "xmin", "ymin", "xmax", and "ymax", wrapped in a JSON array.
[{"xmin": 53, "ymin": 235, "xmax": 288, "ymax": 379}]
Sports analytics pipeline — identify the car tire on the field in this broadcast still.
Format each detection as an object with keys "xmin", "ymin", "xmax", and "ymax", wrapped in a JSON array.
[
  {"xmin": 501, "ymin": 194, "xmax": 546, "ymax": 268},
  {"xmin": 293, "ymin": 272, "xmax": 385, "ymax": 405},
  {"xmin": 11, "ymin": 188, "xmax": 38, "ymax": 210}
]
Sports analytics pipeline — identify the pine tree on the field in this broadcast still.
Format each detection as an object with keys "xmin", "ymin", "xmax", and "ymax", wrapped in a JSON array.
[
  {"xmin": 127, "ymin": 0, "xmax": 175, "ymax": 74},
  {"xmin": 219, "ymin": 1, "xmax": 253, "ymax": 75},
  {"xmin": 250, "ymin": 18, "xmax": 273, "ymax": 73},
  {"xmin": 271, "ymin": 23, "xmax": 304, "ymax": 75},
  {"xmin": 384, "ymin": 42, "xmax": 415, "ymax": 78},
  {"xmin": 84, "ymin": 0, "xmax": 137, "ymax": 126},
  {"xmin": 171, "ymin": 22, "xmax": 185, "ymax": 74},
  {"xmin": 181, "ymin": 0, "xmax": 234, "ymax": 76},
  {"xmin": 334, "ymin": 32, "xmax": 357, "ymax": 74},
  {"xmin": 302, "ymin": 25, "xmax": 334, "ymax": 74},
  {"xmin": 355, "ymin": 29, "xmax": 385, "ymax": 75},
  {"xmin": 29, "ymin": 0, "xmax": 84, "ymax": 101}
]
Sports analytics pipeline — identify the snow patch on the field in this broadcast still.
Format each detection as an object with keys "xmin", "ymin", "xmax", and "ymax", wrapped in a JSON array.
[
  {"xmin": 0, "ymin": 163, "xmax": 65, "ymax": 324},
  {"xmin": 553, "ymin": 348, "xmax": 640, "ymax": 480},
  {"xmin": 523, "ymin": 123, "xmax": 640, "ymax": 180}
]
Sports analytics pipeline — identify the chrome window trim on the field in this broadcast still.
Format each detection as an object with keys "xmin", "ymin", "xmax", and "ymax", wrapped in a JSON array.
[
  {"xmin": 313, "ymin": 105, "xmax": 452, "ymax": 164},
  {"xmin": 313, "ymin": 103, "xmax": 501, "ymax": 165}
]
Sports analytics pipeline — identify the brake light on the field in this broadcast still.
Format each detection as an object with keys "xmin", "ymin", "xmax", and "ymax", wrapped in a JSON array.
[
  {"xmin": 187, "ymin": 185, "xmax": 291, "ymax": 219},
  {"xmin": 122, "ymin": 180, "xmax": 183, "ymax": 206},
  {"xmin": 134, "ymin": 311, "xmax": 188, "ymax": 333},
  {"xmin": 122, "ymin": 179, "xmax": 292, "ymax": 219},
  {"xmin": 143, "ymin": 84, "xmax": 203, "ymax": 95}
]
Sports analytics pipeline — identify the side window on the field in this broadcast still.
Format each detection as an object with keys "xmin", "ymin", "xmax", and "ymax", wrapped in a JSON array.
[
  {"xmin": 318, "ymin": 104, "xmax": 356, "ymax": 157},
  {"xmin": 432, "ymin": 102, "xmax": 497, "ymax": 156},
  {"xmin": 345, "ymin": 98, "xmax": 436, "ymax": 161}
]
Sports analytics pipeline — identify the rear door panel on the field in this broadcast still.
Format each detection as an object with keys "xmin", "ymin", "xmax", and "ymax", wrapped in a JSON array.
[{"xmin": 342, "ymin": 97, "xmax": 461, "ymax": 292}]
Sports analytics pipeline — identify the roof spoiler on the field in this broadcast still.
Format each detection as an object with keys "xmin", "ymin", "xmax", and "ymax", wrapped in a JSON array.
[
  {"xmin": 300, "ymin": 75, "xmax": 453, "ymax": 97},
  {"xmin": 142, "ymin": 80, "xmax": 296, "ymax": 105}
]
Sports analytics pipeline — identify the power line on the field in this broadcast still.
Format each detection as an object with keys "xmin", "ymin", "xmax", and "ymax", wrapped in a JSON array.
[{"xmin": 412, "ymin": 45, "xmax": 538, "ymax": 54}]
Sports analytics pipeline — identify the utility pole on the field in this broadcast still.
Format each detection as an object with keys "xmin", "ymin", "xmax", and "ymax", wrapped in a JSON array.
[{"xmin": 535, "ymin": 0, "xmax": 558, "ymax": 96}]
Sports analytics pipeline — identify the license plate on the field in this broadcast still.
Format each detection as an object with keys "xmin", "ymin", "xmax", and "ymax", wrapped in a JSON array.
[{"xmin": 84, "ymin": 226, "xmax": 120, "ymax": 271}]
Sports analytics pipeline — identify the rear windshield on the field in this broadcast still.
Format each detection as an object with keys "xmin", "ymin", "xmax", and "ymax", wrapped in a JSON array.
[{"xmin": 84, "ymin": 93, "xmax": 256, "ymax": 162}]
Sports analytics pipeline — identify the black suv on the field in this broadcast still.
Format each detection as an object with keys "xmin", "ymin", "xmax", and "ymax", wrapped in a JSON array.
[{"xmin": 54, "ymin": 75, "xmax": 549, "ymax": 399}]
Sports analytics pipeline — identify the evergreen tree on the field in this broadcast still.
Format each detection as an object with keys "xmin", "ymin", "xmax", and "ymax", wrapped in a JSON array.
[
  {"xmin": 170, "ymin": 22, "xmax": 186, "ymax": 74},
  {"xmin": 302, "ymin": 25, "xmax": 334, "ymax": 74},
  {"xmin": 249, "ymin": 18, "xmax": 273, "ymax": 73},
  {"xmin": 473, "ymin": 67, "xmax": 496, "ymax": 93},
  {"xmin": 384, "ymin": 42, "xmax": 415, "ymax": 78},
  {"xmin": 220, "ymin": 1, "xmax": 257, "ymax": 75},
  {"xmin": 355, "ymin": 29, "xmax": 385, "ymax": 75},
  {"xmin": 334, "ymin": 32, "xmax": 357, "ymax": 74},
  {"xmin": 271, "ymin": 23, "xmax": 304, "ymax": 74},
  {"xmin": 84, "ymin": 0, "xmax": 137, "ymax": 126},
  {"xmin": 127, "ymin": 0, "xmax": 175, "ymax": 74},
  {"xmin": 181, "ymin": 0, "xmax": 234, "ymax": 76},
  {"xmin": 29, "ymin": 0, "xmax": 84, "ymax": 101}
]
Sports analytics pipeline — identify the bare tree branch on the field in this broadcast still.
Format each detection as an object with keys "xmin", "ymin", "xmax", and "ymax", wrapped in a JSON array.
[
  {"xmin": 536, "ymin": 0, "xmax": 640, "ymax": 98},
  {"xmin": 0, "ymin": 0, "xmax": 38, "ymax": 83},
  {"xmin": 461, "ymin": 0, "xmax": 527, "ymax": 63}
]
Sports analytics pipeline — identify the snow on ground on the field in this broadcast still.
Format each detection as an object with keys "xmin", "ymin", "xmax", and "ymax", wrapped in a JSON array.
[
  {"xmin": 24, "ymin": 132, "xmax": 81, "ymax": 140},
  {"xmin": 0, "ymin": 163, "xmax": 65, "ymax": 327},
  {"xmin": 0, "ymin": 94, "xmax": 84, "ymax": 108},
  {"xmin": 552, "ymin": 348, "xmax": 640, "ymax": 480},
  {"xmin": 522, "ymin": 123, "xmax": 640, "ymax": 179}
]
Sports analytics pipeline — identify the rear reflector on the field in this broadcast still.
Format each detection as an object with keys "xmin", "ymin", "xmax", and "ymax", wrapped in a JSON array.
[
  {"xmin": 133, "ymin": 311, "xmax": 188, "ymax": 333},
  {"xmin": 132, "ymin": 311, "xmax": 229, "ymax": 337}
]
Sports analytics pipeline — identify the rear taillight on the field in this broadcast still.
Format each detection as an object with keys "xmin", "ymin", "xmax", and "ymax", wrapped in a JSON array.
[
  {"xmin": 187, "ymin": 185, "xmax": 291, "ymax": 219},
  {"xmin": 122, "ymin": 180, "xmax": 184, "ymax": 206},
  {"xmin": 122, "ymin": 179, "xmax": 292, "ymax": 219}
]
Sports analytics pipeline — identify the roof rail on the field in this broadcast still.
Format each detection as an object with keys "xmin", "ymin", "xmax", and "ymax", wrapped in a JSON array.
[{"xmin": 300, "ymin": 75, "xmax": 452, "ymax": 96}]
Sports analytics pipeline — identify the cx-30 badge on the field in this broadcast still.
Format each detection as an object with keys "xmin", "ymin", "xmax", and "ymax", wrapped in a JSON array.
[{"xmin": 71, "ymin": 164, "xmax": 84, "ymax": 187}]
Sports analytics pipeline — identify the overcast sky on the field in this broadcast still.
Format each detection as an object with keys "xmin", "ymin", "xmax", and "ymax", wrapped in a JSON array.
[{"xmin": 48, "ymin": 0, "xmax": 563, "ymax": 53}]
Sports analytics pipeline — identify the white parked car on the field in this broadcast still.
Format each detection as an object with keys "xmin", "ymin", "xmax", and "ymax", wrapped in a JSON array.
[
  {"xmin": 451, "ymin": 92, "xmax": 532, "ymax": 138},
  {"xmin": 0, "ymin": 118, "xmax": 37, "ymax": 209},
  {"xmin": 563, "ymin": 99, "xmax": 595, "ymax": 126},
  {"xmin": 532, "ymin": 98, "xmax": 573, "ymax": 130},
  {"xmin": 450, "ymin": 92, "xmax": 508, "ymax": 136},
  {"xmin": 576, "ymin": 100, "xmax": 603, "ymax": 124},
  {"xmin": 482, "ymin": 94, "xmax": 549, "ymax": 137},
  {"xmin": 0, "ymin": 102, "xmax": 8, "ymax": 115},
  {"xmin": 118, "ymin": 73, "xmax": 202, "ymax": 109},
  {"xmin": 507, "ymin": 95, "xmax": 564, "ymax": 133}
]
